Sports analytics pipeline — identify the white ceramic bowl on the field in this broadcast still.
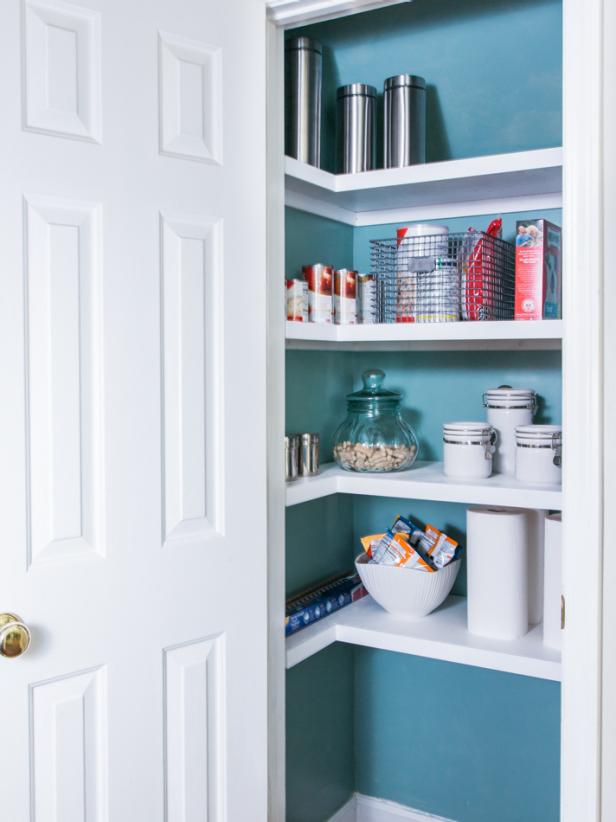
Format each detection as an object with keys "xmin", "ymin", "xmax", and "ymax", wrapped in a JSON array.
[{"xmin": 355, "ymin": 552, "xmax": 461, "ymax": 619}]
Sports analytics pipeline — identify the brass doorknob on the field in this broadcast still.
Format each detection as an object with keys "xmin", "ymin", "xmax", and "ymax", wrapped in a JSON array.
[{"xmin": 0, "ymin": 613, "xmax": 31, "ymax": 658}]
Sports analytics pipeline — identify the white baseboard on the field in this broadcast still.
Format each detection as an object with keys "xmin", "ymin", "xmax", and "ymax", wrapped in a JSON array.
[{"xmin": 328, "ymin": 793, "xmax": 457, "ymax": 822}]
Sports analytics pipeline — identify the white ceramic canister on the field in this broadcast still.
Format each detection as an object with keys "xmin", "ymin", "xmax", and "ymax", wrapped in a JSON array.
[
  {"xmin": 443, "ymin": 422, "xmax": 496, "ymax": 479},
  {"xmin": 515, "ymin": 425, "xmax": 562, "ymax": 485},
  {"xmin": 483, "ymin": 386, "xmax": 536, "ymax": 475}
]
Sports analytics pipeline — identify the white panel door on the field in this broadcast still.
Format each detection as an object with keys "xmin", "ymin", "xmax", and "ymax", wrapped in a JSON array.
[{"xmin": 0, "ymin": 1, "xmax": 267, "ymax": 820}]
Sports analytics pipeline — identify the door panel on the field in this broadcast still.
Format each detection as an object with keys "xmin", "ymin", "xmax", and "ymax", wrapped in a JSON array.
[{"xmin": 0, "ymin": 1, "xmax": 267, "ymax": 820}]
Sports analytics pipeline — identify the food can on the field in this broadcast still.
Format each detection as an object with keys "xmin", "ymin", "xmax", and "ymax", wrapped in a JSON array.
[
  {"xmin": 357, "ymin": 273, "xmax": 378, "ymax": 324},
  {"xmin": 286, "ymin": 279, "xmax": 308, "ymax": 322},
  {"xmin": 334, "ymin": 269, "xmax": 357, "ymax": 324},
  {"xmin": 414, "ymin": 257, "xmax": 460, "ymax": 323},
  {"xmin": 303, "ymin": 263, "xmax": 333, "ymax": 323}
]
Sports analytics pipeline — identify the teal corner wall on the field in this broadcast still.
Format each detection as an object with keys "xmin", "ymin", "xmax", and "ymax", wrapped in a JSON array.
[
  {"xmin": 291, "ymin": 0, "xmax": 562, "ymax": 171},
  {"xmin": 354, "ymin": 650, "xmax": 561, "ymax": 822}
]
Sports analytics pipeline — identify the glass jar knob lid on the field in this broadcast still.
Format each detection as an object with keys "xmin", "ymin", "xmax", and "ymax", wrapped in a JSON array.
[{"xmin": 347, "ymin": 369, "xmax": 401, "ymax": 407}]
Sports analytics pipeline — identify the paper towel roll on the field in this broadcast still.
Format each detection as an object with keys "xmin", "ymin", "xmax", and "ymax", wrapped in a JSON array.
[
  {"xmin": 543, "ymin": 513, "xmax": 562, "ymax": 650},
  {"xmin": 467, "ymin": 507, "xmax": 529, "ymax": 640},
  {"xmin": 526, "ymin": 509, "xmax": 545, "ymax": 625}
]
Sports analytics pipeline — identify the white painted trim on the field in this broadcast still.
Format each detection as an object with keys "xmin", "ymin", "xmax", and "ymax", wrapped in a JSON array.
[
  {"xmin": 353, "ymin": 194, "xmax": 563, "ymax": 226},
  {"xmin": 265, "ymin": 19, "xmax": 287, "ymax": 822},
  {"xmin": 267, "ymin": 0, "xmax": 411, "ymax": 27},
  {"xmin": 328, "ymin": 793, "xmax": 457, "ymax": 822},
  {"xmin": 285, "ymin": 149, "xmax": 563, "ymax": 224},
  {"xmin": 286, "ymin": 595, "xmax": 561, "ymax": 680},
  {"xmin": 602, "ymin": 0, "xmax": 616, "ymax": 818},
  {"xmin": 286, "ymin": 188, "xmax": 357, "ymax": 225},
  {"xmin": 561, "ymin": 0, "xmax": 604, "ymax": 820}
]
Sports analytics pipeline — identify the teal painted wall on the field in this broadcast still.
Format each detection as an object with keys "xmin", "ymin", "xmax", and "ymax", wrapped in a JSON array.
[
  {"xmin": 354, "ymin": 650, "xmax": 561, "ymax": 822},
  {"xmin": 287, "ymin": 644, "xmax": 356, "ymax": 822},
  {"xmin": 285, "ymin": 1, "xmax": 563, "ymax": 818},
  {"xmin": 292, "ymin": 0, "xmax": 562, "ymax": 171}
]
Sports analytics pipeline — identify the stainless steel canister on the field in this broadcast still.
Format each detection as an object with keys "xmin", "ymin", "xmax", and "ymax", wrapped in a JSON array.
[
  {"xmin": 336, "ymin": 83, "xmax": 377, "ymax": 174},
  {"xmin": 285, "ymin": 435, "xmax": 299, "ymax": 481},
  {"xmin": 285, "ymin": 37, "xmax": 322, "ymax": 167},
  {"xmin": 299, "ymin": 433, "xmax": 320, "ymax": 476},
  {"xmin": 384, "ymin": 74, "xmax": 426, "ymax": 168}
]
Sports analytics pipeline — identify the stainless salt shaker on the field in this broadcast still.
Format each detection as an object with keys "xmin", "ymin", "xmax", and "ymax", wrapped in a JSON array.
[
  {"xmin": 299, "ymin": 433, "xmax": 320, "ymax": 476},
  {"xmin": 285, "ymin": 435, "xmax": 299, "ymax": 481}
]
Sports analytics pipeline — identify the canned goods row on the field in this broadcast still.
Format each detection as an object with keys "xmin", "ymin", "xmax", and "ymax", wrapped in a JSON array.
[
  {"xmin": 286, "ymin": 264, "xmax": 379, "ymax": 324},
  {"xmin": 285, "ymin": 433, "xmax": 320, "ymax": 481}
]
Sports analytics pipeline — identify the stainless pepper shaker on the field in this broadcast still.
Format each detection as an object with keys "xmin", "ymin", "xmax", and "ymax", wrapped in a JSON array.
[{"xmin": 299, "ymin": 433, "xmax": 320, "ymax": 476}]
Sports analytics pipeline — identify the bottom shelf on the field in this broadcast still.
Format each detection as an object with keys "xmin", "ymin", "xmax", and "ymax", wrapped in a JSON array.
[{"xmin": 286, "ymin": 596, "xmax": 561, "ymax": 681}]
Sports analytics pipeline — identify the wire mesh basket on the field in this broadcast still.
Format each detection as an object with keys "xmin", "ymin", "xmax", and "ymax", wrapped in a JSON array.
[{"xmin": 370, "ymin": 231, "xmax": 515, "ymax": 323}]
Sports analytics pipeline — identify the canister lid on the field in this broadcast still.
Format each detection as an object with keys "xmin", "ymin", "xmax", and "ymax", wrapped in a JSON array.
[
  {"xmin": 484, "ymin": 385, "xmax": 536, "ymax": 408},
  {"xmin": 384, "ymin": 74, "xmax": 426, "ymax": 91},
  {"xmin": 397, "ymin": 223, "xmax": 449, "ymax": 238},
  {"xmin": 285, "ymin": 36, "xmax": 322, "ymax": 54},
  {"xmin": 337, "ymin": 83, "xmax": 377, "ymax": 99},
  {"xmin": 516, "ymin": 424, "xmax": 562, "ymax": 443},
  {"xmin": 443, "ymin": 422, "xmax": 494, "ymax": 435},
  {"xmin": 347, "ymin": 369, "xmax": 401, "ymax": 409}
]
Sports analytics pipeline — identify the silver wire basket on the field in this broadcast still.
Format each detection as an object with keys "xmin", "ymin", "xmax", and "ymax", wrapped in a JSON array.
[{"xmin": 370, "ymin": 231, "xmax": 515, "ymax": 323}]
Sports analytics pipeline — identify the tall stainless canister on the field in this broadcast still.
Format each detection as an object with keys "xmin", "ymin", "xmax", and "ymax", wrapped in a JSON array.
[
  {"xmin": 285, "ymin": 37, "xmax": 322, "ymax": 167},
  {"xmin": 336, "ymin": 83, "xmax": 377, "ymax": 174},
  {"xmin": 384, "ymin": 74, "xmax": 426, "ymax": 168}
]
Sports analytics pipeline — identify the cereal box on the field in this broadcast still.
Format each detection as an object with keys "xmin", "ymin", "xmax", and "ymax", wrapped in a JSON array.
[{"xmin": 514, "ymin": 219, "xmax": 562, "ymax": 320}]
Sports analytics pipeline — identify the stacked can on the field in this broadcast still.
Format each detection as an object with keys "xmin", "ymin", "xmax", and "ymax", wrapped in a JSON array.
[
  {"xmin": 357, "ymin": 273, "xmax": 379, "ymax": 323},
  {"xmin": 415, "ymin": 258, "xmax": 460, "ymax": 322},
  {"xmin": 303, "ymin": 263, "xmax": 333, "ymax": 323},
  {"xmin": 286, "ymin": 279, "xmax": 308, "ymax": 321},
  {"xmin": 334, "ymin": 269, "xmax": 357, "ymax": 324}
]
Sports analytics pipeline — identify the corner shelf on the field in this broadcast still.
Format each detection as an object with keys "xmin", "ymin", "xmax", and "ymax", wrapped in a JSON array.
[
  {"xmin": 286, "ymin": 596, "xmax": 561, "ymax": 681},
  {"xmin": 286, "ymin": 461, "xmax": 562, "ymax": 510},
  {"xmin": 285, "ymin": 147, "xmax": 563, "ymax": 225},
  {"xmin": 286, "ymin": 319, "xmax": 563, "ymax": 351}
]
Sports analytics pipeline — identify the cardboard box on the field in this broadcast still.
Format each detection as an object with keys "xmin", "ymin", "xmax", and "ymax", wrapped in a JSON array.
[{"xmin": 514, "ymin": 219, "xmax": 562, "ymax": 320}]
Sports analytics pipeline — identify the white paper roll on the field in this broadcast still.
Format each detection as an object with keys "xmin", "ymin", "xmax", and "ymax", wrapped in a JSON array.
[
  {"xmin": 543, "ymin": 513, "xmax": 562, "ymax": 650},
  {"xmin": 526, "ymin": 509, "xmax": 545, "ymax": 625},
  {"xmin": 467, "ymin": 507, "xmax": 529, "ymax": 640}
]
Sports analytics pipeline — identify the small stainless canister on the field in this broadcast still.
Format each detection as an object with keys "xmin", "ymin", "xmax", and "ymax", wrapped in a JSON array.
[
  {"xmin": 285, "ymin": 37, "xmax": 322, "ymax": 167},
  {"xmin": 384, "ymin": 74, "xmax": 426, "ymax": 168},
  {"xmin": 285, "ymin": 435, "xmax": 299, "ymax": 481},
  {"xmin": 299, "ymin": 433, "xmax": 320, "ymax": 476},
  {"xmin": 336, "ymin": 83, "xmax": 377, "ymax": 174}
]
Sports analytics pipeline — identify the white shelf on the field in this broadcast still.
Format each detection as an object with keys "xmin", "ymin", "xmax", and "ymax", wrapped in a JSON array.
[
  {"xmin": 286, "ymin": 319, "xmax": 563, "ymax": 351},
  {"xmin": 286, "ymin": 595, "xmax": 561, "ymax": 681},
  {"xmin": 286, "ymin": 461, "xmax": 562, "ymax": 510},
  {"xmin": 285, "ymin": 147, "xmax": 563, "ymax": 225}
]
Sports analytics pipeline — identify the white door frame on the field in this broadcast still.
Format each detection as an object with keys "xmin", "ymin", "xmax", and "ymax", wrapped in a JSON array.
[
  {"xmin": 265, "ymin": 1, "xmax": 609, "ymax": 820},
  {"xmin": 561, "ymin": 0, "xmax": 605, "ymax": 819},
  {"xmin": 600, "ymin": 0, "xmax": 615, "ymax": 817}
]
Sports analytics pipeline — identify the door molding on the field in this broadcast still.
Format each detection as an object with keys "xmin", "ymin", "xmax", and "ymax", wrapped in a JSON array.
[
  {"xmin": 601, "ymin": 0, "xmax": 615, "ymax": 819},
  {"xmin": 561, "ymin": 0, "xmax": 605, "ymax": 820}
]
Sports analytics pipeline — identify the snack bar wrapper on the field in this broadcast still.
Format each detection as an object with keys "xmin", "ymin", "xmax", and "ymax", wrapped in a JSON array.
[
  {"xmin": 422, "ymin": 524, "xmax": 458, "ymax": 569},
  {"xmin": 372, "ymin": 530, "xmax": 436, "ymax": 572},
  {"xmin": 360, "ymin": 533, "xmax": 385, "ymax": 558}
]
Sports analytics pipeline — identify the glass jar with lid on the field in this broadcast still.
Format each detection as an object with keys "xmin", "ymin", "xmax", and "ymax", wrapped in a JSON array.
[{"xmin": 333, "ymin": 369, "xmax": 419, "ymax": 472}]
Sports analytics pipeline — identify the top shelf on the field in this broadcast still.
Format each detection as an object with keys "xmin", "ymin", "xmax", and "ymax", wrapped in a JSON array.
[{"xmin": 285, "ymin": 147, "xmax": 563, "ymax": 225}]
